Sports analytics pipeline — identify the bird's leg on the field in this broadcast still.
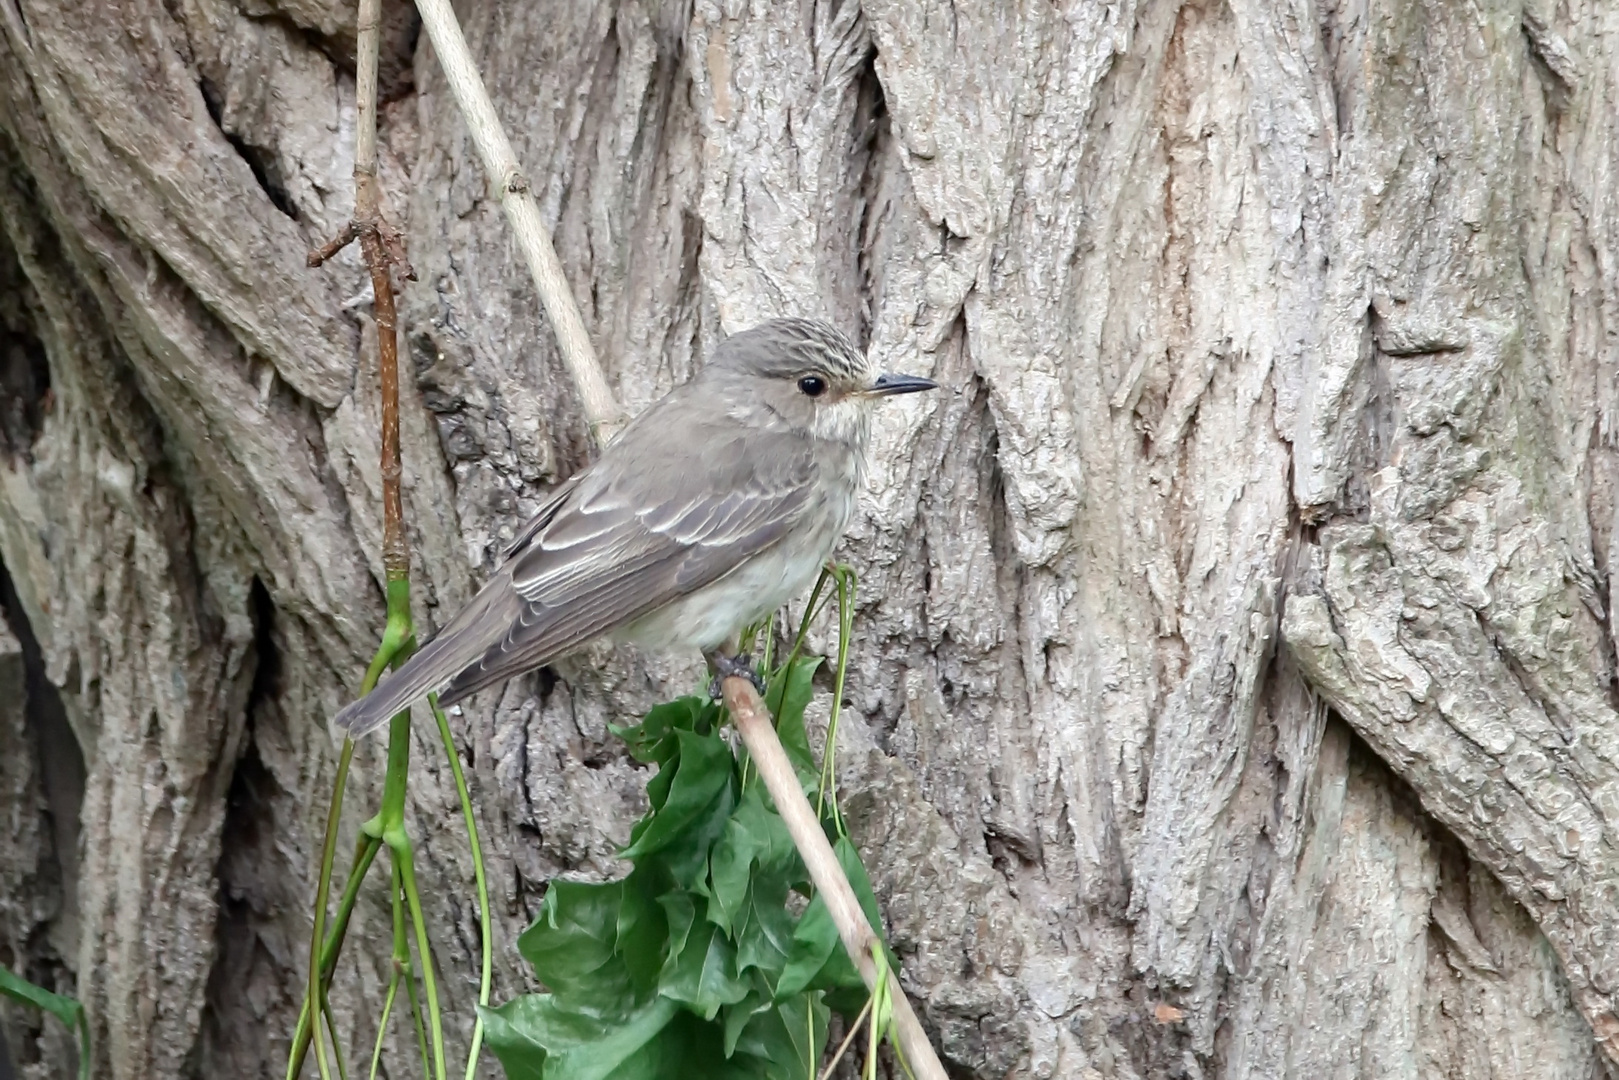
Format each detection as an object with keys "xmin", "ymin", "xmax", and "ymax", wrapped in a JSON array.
[{"xmin": 704, "ymin": 648, "xmax": 767, "ymax": 699}]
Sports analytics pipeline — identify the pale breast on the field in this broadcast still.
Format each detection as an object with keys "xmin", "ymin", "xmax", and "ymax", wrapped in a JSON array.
[{"xmin": 617, "ymin": 469, "xmax": 857, "ymax": 656}]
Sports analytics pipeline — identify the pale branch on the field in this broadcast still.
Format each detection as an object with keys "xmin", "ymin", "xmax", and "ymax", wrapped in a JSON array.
[
  {"xmin": 409, "ymin": 1, "xmax": 946, "ymax": 1072},
  {"xmin": 724, "ymin": 676, "xmax": 948, "ymax": 1080},
  {"xmin": 353, "ymin": 0, "xmax": 380, "ymax": 195},
  {"xmin": 410, "ymin": 0, "xmax": 625, "ymax": 447}
]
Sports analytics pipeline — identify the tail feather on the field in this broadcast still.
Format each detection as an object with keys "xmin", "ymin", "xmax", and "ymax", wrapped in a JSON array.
[{"xmin": 329, "ymin": 584, "xmax": 516, "ymax": 740}]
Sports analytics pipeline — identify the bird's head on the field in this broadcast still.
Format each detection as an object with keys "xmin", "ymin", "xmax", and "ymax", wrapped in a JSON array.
[{"xmin": 701, "ymin": 318, "xmax": 939, "ymax": 446}]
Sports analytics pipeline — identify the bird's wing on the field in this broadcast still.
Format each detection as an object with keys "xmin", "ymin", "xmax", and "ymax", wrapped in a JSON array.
[
  {"xmin": 497, "ymin": 471, "xmax": 585, "ymax": 561},
  {"xmin": 437, "ymin": 422, "xmax": 818, "ymax": 704}
]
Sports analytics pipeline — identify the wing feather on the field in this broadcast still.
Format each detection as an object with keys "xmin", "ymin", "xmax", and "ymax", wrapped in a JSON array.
[{"xmin": 437, "ymin": 421, "xmax": 819, "ymax": 705}]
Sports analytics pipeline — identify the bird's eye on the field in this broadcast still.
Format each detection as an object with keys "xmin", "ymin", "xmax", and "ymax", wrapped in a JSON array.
[{"xmin": 797, "ymin": 375, "xmax": 828, "ymax": 398}]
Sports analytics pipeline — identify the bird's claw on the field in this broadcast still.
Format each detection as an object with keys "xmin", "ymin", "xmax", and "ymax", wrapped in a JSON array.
[{"xmin": 708, "ymin": 653, "xmax": 766, "ymax": 699}]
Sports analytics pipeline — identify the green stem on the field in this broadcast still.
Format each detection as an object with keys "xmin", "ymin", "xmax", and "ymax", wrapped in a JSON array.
[
  {"xmin": 382, "ymin": 861, "xmax": 427, "ymax": 1080},
  {"xmin": 404, "ymin": 948, "xmax": 432, "ymax": 1080},
  {"xmin": 320, "ymin": 992, "xmax": 350, "ymax": 1080},
  {"xmin": 759, "ymin": 610, "xmax": 776, "ymax": 674},
  {"xmin": 294, "ymin": 574, "xmax": 414, "ymax": 1080},
  {"xmin": 304, "ymin": 737, "xmax": 355, "ymax": 1080},
  {"xmin": 392, "ymin": 831, "xmax": 448, "ymax": 1080},
  {"xmin": 394, "ymin": 860, "xmax": 433, "ymax": 1080},
  {"xmin": 364, "ymin": 579, "xmax": 419, "ymax": 836},
  {"xmin": 366, "ymin": 969, "xmax": 401, "ymax": 1080},
  {"xmin": 428, "ymin": 693, "xmax": 493, "ymax": 1080},
  {"xmin": 324, "ymin": 837, "xmax": 384, "ymax": 978},
  {"xmin": 773, "ymin": 569, "xmax": 833, "ymax": 713},
  {"xmin": 816, "ymin": 565, "xmax": 856, "ymax": 836},
  {"xmin": 288, "ymin": 827, "xmax": 384, "ymax": 1078}
]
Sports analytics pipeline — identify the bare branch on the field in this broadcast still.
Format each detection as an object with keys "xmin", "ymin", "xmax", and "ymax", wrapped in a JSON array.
[
  {"xmin": 723, "ymin": 676, "xmax": 948, "ymax": 1080},
  {"xmin": 410, "ymin": 0, "xmax": 625, "ymax": 446}
]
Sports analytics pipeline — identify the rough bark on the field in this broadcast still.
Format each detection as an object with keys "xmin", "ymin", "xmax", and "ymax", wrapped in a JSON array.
[{"xmin": 1, "ymin": 0, "xmax": 1617, "ymax": 1077}]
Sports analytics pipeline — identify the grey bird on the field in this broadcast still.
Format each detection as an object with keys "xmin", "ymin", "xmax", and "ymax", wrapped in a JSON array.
[{"xmin": 332, "ymin": 318, "xmax": 939, "ymax": 739}]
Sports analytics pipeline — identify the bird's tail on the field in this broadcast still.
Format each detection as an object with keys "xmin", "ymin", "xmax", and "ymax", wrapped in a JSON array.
[{"xmin": 329, "ymin": 584, "xmax": 515, "ymax": 740}]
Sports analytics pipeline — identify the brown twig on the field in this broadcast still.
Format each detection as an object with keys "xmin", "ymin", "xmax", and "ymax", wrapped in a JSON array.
[
  {"xmin": 819, "ymin": 994, "xmax": 874, "ymax": 1080},
  {"xmin": 362, "ymin": 226, "xmax": 408, "ymax": 578},
  {"xmin": 307, "ymin": 223, "xmax": 358, "ymax": 268},
  {"xmin": 305, "ymin": 0, "xmax": 411, "ymax": 576},
  {"xmin": 723, "ymin": 676, "xmax": 948, "ymax": 1080}
]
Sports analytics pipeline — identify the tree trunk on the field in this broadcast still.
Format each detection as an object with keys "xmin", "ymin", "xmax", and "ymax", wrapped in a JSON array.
[{"xmin": 2, "ymin": 0, "xmax": 1617, "ymax": 1076}]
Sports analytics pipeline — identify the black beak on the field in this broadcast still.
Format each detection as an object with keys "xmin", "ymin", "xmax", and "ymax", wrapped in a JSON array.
[{"xmin": 870, "ymin": 372, "xmax": 940, "ymax": 397}]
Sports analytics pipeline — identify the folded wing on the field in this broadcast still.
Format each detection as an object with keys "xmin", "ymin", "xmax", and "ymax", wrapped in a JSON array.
[
  {"xmin": 439, "ymin": 426, "xmax": 817, "ymax": 703},
  {"xmin": 330, "ymin": 408, "xmax": 816, "ymax": 738}
]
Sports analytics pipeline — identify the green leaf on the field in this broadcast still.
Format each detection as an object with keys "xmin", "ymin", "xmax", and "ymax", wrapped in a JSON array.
[
  {"xmin": 731, "ymin": 993, "xmax": 829, "ymax": 1080},
  {"xmin": 492, "ymin": 669, "xmax": 903, "ymax": 1080},
  {"xmin": 773, "ymin": 890, "xmax": 857, "ymax": 1002},
  {"xmin": 656, "ymin": 891, "xmax": 699, "ymax": 968},
  {"xmin": 610, "ymin": 696, "xmax": 716, "ymax": 765},
  {"xmin": 732, "ymin": 876, "xmax": 797, "ymax": 981},
  {"xmin": 518, "ymin": 880, "xmax": 637, "ymax": 1012},
  {"xmin": 658, "ymin": 899, "xmax": 750, "ymax": 1020},
  {"xmin": 766, "ymin": 658, "xmax": 821, "ymax": 787},
  {"xmin": 647, "ymin": 780, "xmax": 736, "ymax": 891},
  {"xmin": 721, "ymin": 982, "xmax": 774, "ymax": 1058},
  {"xmin": 652, "ymin": 1012, "xmax": 772, "ymax": 1080},
  {"xmin": 480, "ymin": 993, "xmax": 678, "ymax": 1080},
  {"xmin": 0, "ymin": 965, "xmax": 90, "ymax": 1080},
  {"xmin": 708, "ymin": 788, "xmax": 798, "ymax": 935},
  {"xmin": 616, "ymin": 867, "xmax": 668, "ymax": 992},
  {"xmin": 777, "ymin": 836, "xmax": 893, "ymax": 1008},
  {"xmin": 620, "ymin": 729, "xmax": 733, "ymax": 859},
  {"xmin": 832, "ymin": 835, "xmax": 885, "ymax": 932}
]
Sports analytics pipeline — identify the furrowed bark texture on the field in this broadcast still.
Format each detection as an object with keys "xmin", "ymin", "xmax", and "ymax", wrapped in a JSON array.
[{"xmin": 1, "ymin": 0, "xmax": 1617, "ymax": 1076}]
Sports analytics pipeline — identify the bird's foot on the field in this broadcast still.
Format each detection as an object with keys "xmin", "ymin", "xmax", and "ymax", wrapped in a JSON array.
[{"xmin": 707, "ymin": 652, "xmax": 766, "ymax": 700}]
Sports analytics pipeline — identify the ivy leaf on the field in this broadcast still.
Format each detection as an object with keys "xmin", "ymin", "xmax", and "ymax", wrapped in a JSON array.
[
  {"xmin": 721, "ymin": 982, "xmax": 774, "ymax": 1058},
  {"xmin": 611, "ymin": 696, "xmax": 715, "ymax": 765},
  {"xmin": 656, "ymin": 891, "xmax": 698, "ymax": 967},
  {"xmin": 616, "ymin": 867, "xmax": 667, "ymax": 992},
  {"xmin": 480, "ymin": 993, "xmax": 678, "ymax": 1080},
  {"xmin": 773, "ymin": 891, "xmax": 855, "ymax": 1002},
  {"xmin": 766, "ymin": 658, "xmax": 821, "ymax": 789},
  {"xmin": 832, "ymin": 835, "xmax": 884, "ymax": 931},
  {"xmin": 658, "ymin": 894, "xmax": 750, "ymax": 1019},
  {"xmin": 775, "ymin": 838, "xmax": 885, "ymax": 1004},
  {"xmin": 732, "ymin": 876, "xmax": 797, "ymax": 981},
  {"xmin": 730, "ymin": 992, "xmax": 829, "ymax": 1080},
  {"xmin": 650, "ymin": 778, "xmax": 737, "ymax": 892},
  {"xmin": 494, "ymin": 680, "xmax": 902, "ymax": 1080},
  {"xmin": 649, "ymin": 1012, "xmax": 775, "ymax": 1080},
  {"xmin": 708, "ymin": 788, "xmax": 798, "ymax": 935},
  {"xmin": 518, "ymin": 880, "xmax": 637, "ymax": 1012},
  {"xmin": 621, "ymin": 729, "xmax": 733, "ymax": 859}
]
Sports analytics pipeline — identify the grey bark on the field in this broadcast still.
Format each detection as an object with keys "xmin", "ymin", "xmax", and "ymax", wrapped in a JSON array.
[{"xmin": 0, "ymin": 0, "xmax": 1616, "ymax": 1077}]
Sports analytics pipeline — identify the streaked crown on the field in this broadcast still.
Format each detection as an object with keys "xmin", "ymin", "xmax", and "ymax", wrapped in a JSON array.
[{"xmin": 704, "ymin": 318, "xmax": 872, "ymax": 383}]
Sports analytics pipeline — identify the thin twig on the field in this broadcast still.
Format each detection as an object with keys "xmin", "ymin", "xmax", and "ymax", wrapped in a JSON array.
[
  {"xmin": 410, "ymin": 0, "xmax": 624, "ymax": 446},
  {"xmin": 299, "ymin": 2, "xmax": 432, "ymax": 1078},
  {"xmin": 819, "ymin": 994, "xmax": 874, "ymax": 1080},
  {"xmin": 308, "ymin": 223, "xmax": 358, "ymax": 267},
  {"xmin": 723, "ymin": 677, "xmax": 947, "ymax": 1080},
  {"xmin": 363, "ymin": 226, "xmax": 408, "ymax": 578},
  {"xmin": 349, "ymin": 0, "xmax": 409, "ymax": 579}
]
